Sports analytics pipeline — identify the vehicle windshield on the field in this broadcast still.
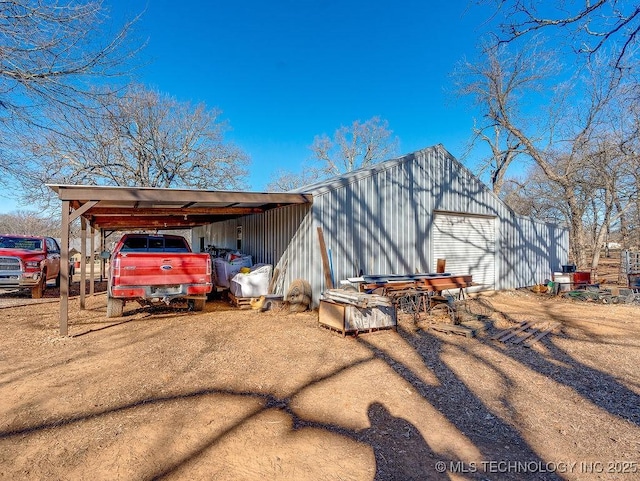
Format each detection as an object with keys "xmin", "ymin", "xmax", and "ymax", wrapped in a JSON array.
[{"xmin": 0, "ymin": 236, "xmax": 42, "ymax": 250}]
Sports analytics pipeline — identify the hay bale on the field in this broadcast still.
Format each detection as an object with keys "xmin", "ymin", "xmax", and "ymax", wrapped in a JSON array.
[{"xmin": 286, "ymin": 279, "xmax": 312, "ymax": 312}]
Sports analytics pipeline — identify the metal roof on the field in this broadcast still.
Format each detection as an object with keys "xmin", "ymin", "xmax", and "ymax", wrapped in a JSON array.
[{"xmin": 48, "ymin": 184, "xmax": 313, "ymax": 230}]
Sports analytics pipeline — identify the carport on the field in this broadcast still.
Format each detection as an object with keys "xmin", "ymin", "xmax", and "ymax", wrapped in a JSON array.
[{"xmin": 48, "ymin": 185, "xmax": 313, "ymax": 336}]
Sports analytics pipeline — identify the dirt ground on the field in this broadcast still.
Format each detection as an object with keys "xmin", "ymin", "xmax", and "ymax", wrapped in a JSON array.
[{"xmin": 1, "ymin": 277, "xmax": 639, "ymax": 480}]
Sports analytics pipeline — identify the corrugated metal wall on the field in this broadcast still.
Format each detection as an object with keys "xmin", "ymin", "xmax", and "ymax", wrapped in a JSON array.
[
  {"xmin": 192, "ymin": 203, "xmax": 316, "ymax": 296},
  {"xmin": 193, "ymin": 145, "xmax": 568, "ymax": 305}
]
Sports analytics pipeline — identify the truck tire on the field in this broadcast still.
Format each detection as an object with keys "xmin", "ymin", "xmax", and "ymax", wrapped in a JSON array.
[
  {"xmin": 31, "ymin": 276, "xmax": 45, "ymax": 299},
  {"xmin": 106, "ymin": 296, "xmax": 124, "ymax": 318},
  {"xmin": 191, "ymin": 298, "xmax": 206, "ymax": 311}
]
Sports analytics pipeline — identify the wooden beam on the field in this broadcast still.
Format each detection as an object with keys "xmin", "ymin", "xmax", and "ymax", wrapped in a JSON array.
[
  {"xmin": 91, "ymin": 218, "xmax": 218, "ymax": 230},
  {"xmin": 60, "ymin": 200, "xmax": 70, "ymax": 336},
  {"xmin": 50, "ymin": 185, "xmax": 312, "ymax": 204},
  {"xmin": 317, "ymin": 227, "xmax": 334, "ymax": 290},
  {"xmin": 80, "ymin": 217, "xmax": 86, "ymax": 309},
  {"xmin": 69, "ymin": 200, "xmax": 98, "ymax": 223},
  {"xmin": 89, "ymin": 225, "xmax": 95, "ymax": 296},
  {"xmin": 86, "ymin": 206, "xmax": 264, "ymax": 216}
]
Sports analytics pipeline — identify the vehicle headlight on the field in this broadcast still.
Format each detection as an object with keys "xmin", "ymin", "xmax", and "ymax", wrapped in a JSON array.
[{"xmin": 25, "ymin": 261, "xmax": 40, "ymax": 268}]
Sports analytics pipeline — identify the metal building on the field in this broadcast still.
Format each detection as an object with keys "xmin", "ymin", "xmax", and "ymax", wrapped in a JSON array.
[{"xmin": 192, "ymin": 145, "xmax": 568, "ymax": 305}]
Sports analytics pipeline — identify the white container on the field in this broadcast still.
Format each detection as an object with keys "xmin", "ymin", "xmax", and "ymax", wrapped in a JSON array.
[
  {"xmin": 553, "ymin": 272, "xmax": 572, "ymax": 291},
  {"xmin": 214, "ymin": 255, "xmax": 253, "ymax": 288},
  {"xmin": 230, "ymin": 264, "xmax": 272, "ymax": 297}
]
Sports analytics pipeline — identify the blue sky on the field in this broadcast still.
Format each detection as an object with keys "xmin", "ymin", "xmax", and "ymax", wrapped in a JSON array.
[
  {"xmin": 126, "ymin": 0, "xmax": 489, "ymax": 188},
  {"xmin": 2, "ymin": 0, "xmax": 492, "ymax": 213}
]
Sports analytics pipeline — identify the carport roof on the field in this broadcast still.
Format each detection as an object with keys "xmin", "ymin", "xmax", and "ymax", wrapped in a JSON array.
[{"xmin": 48, "ymin": 184, "xmax": 313, "ymax": 230}]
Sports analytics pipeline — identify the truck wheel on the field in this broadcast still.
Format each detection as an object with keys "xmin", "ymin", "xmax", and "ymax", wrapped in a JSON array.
[
  {"xmin": 31, "ymin": 277, "xmax": 45, "ymax": 299},
  {"xmin": 191, "ymin": 298, "xmax": 206, "ymax": 311},
  {"xmin": 106, "ymin": 296, "xmax": 124, "ymax": 318}
]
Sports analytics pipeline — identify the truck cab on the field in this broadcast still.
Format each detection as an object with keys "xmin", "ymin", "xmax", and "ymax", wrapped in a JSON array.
[{"xmin": 0, "ymin": 235, "xmax": 62, "ymax": 298}]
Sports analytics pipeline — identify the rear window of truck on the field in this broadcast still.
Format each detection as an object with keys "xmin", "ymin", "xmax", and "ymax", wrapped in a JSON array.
[{"xmin": 120, "ymin": 237, "xmax": 190, "ymax": 253}]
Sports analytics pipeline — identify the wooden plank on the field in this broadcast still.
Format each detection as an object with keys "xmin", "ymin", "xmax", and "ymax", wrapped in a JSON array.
[
  {"xmin": 319, "ymin": 300, "xmax": 346, "ymax": 336},
  {"xmin": 362, "ymin": 275, "xmax": 474, "ymax": 294},
  {"xmin": 428, "ymin": 323, "xmax": 476, "ymax": 337},
  {"xmin": 491, "ymin": 321, "xmax": 527, "ymax": 340},
  {"xmin": 509, "ymin": 326, "xmax": 541, "ymax": 344},
  {"xmin": 267, "ymin": 267, "xmax": 280, "ymax": 294},
  {"xmin": 495, "ymin": 321, "xmax": 536, "ymax": 342},
  {"xmin": 523, "ymin": 322, "xmax": 561, "ymax": 348},
  {"xmin": 317, "ymin": 227, "xmax": 334, "ymax": 289},
  {"xmin": 228, "ymin": 292, "xmax": 253, "ymax": 309}
]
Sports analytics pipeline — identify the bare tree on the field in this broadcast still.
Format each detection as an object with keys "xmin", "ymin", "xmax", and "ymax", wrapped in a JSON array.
[
  {"xmin": 267, "ymin": 117, "xmax": 399, "ymax": 191},
  {"xmin": 14, "ymin": 84, "xmax": 250, "ymax": 207},
  {"xmin": 454, "ymin": 41, "xmax": 556, "ymax": 194},
  {"xmin": 466, "ymin": 123, "xmax": 523, "ymax": 195},
  {"xmin": 0, "ymin": 1, "xmax": 141, "ymax": 129},
  {"xmin": 459, "ymin": 34, "xmax": 638, "ymax": 268},
  {"xmin": 501, "ymin": 169, "xmax": 567, "ymax": 224},
  {"xmin": 504, "ymin": 137, "xmax": 636, "ymax": 271},
  {"xmin": 266, "ymin": 165, "xmax": 324, "ymax": 192},
  {"xmin": 311, "ymin": 117, "xmax": 399, "ymax": 176},
  {"xmin": 483, "ymin": 0, "xmax": 640, "ymax": 68},
  {"xmin": 0, "ymin": 210, "xmax": 60, "ymax": 237},
  {"xmin": 617, "ymin": 100, "xmax": 640, "ymax": 249},
  {"xmin": 460, "ymin": 1, "xmax": 640, "ymax": 268}
]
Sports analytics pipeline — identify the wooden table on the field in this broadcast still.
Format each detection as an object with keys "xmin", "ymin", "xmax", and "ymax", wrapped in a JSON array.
[{"xmin": 359, "ymin": 275, "xmax": 474, "ymax": 322}]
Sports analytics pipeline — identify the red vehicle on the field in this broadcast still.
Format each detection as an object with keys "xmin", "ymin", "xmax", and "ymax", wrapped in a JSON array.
[
  {"xmin": 107, "ymin": 233, "xmax": 212, "ymax": 317},
  {"xmin": 0, "ymin": 235, "xmax": 63, "ymax": 298}
]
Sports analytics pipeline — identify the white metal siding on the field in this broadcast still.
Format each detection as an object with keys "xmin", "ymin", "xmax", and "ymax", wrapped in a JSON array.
[{"xmin": 433, "ymin": 213, "xmax": 496, "ymax": 290}]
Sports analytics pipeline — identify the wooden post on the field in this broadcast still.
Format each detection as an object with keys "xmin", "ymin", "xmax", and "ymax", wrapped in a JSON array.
[
  {"xmin": 100, "ymin": 230, "xmax": 106, "ymax": 281},
  {"xmin": 89, "ymin": 225, "xmax": 95, "ymax": 296},
  {"xmin": 437, "ymin": 258, "xmax": 446, "ymax": 274},
  {"xmin": 317, "ymin": 227, "xmax": 334, "ymax": 290},
  {"xmin": 59, "ymin": 201, "xmax": 70, "ymax": 336},
  {"xmin": 80, "ymin": 217, "xmax": 87, "ymax": 309}
]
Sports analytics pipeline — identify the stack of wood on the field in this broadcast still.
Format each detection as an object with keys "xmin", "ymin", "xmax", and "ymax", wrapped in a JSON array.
[{"xmin": 322, "ymin": 289, "xmax": 393, "ymax": 308}]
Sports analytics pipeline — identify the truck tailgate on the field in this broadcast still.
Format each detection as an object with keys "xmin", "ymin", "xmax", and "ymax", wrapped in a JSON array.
[{"xmin": 115, "ymin": 253, "xmax": 211, "ymax": 286}]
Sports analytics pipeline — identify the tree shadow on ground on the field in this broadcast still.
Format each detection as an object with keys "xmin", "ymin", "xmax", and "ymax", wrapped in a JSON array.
[
  {"xmin": 484, "ymin": 303, "xmax": 640, "ymax": 427},
  {"xmin": 356, "ymin": 331, "xmax": 564, "ymax": 481}
]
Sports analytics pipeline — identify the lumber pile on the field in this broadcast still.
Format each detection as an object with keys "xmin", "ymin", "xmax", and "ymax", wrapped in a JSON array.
[{"xmin": 322, "ymin": 289, "xmax": 393, "ymax": 308}]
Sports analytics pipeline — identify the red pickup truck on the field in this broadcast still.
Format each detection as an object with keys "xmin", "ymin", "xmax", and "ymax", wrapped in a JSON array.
[
  {"xmin": 107, "ymin": 233, "xmax": 212, "ymax": 317},
  {"xmin": 0, "ymin": 235, "xmax": 64, "ymax": 298}
]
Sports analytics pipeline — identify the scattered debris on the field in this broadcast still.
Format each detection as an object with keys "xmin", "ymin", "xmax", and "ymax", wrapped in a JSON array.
[
  {"xmin": 492, "ymin": 321, "xmax": 561, "ymax": 347},
  {"xmin": 424, "ymin": 319, "xmax": 487, "ymax": 337},
  {"xmin": 563, "ymin": 287, "xmax": 640, "ymax": 304},
  {"xmin": 530, "ymin": 284, "xmax": 549, "ymax": 293},
  {"xmin": 322, "ymin": 289, "xmax": 392, "ymax": 308}
]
